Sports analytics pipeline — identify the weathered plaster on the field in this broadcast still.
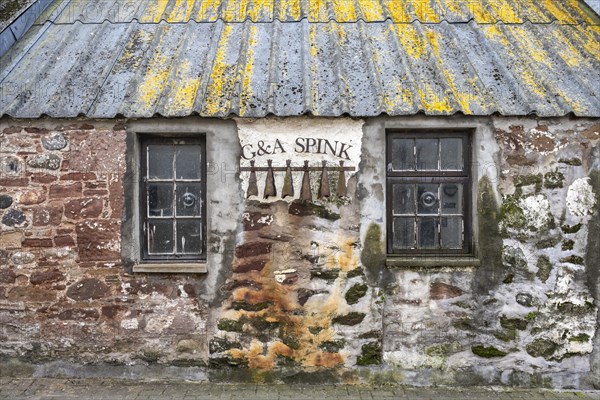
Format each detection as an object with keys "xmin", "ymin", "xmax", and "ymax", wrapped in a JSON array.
[{"xmin": 1, "ymin": 115, "xmax": 599, "ymax": 388}]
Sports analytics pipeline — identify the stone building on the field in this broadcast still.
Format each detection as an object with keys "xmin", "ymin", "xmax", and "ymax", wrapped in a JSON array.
[{"xmin": 0, "ymin": 0, "xmax": 599, "ymax": 389}]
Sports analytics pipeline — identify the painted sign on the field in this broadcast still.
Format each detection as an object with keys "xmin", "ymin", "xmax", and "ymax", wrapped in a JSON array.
[
  {"xmin": 236, "ymin": 118, "xmax": 364, "ymax": 202},
  {"xmin": 241, "ymin": 137, "xmax": 354, "ymax": 161}
]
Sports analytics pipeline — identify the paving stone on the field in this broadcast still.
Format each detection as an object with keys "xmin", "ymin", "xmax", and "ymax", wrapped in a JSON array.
[{"xmin": 1, "ymin": 379, "xmax": 599, "ymax": 400}]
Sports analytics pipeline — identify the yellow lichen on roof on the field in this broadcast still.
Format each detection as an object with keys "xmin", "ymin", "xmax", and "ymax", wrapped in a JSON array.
[
  {"xmin": 136, "ymin": 47, "xmax": 172, "ymax": 113},
  {"xmin": 308, "ymin": 23, "xmax": 318, "ymax": 57},
  {"xmin": 196, "ymin": 0, "xmax": 222, "ymax": 20},
  {"xmin": 486, "ymin": 0, "xmax": 520, "ymax": 23},
  {"xmin": 566, "ymin": 0, "xmax": 598, "ymax": 25},
  {"xmin": 278, "ymin": 0, "xmax": 301, "ymax": 20},
  {"xmin": 522, "ymin": 0, "xmax": 554, "ymax": 23},
  {"xmin": 481, "ymin": 24, "xmax": 509, "ymax": 48},
  {"xmin": 357, "ymin": 0, "xmax": 384, "ymax": 21},
  {"xmin": 411, "ymin": 0, "xmax": 440, "ymax": 23},
  {"xmin": 331, "ymin": 0, "xmax": 357, "ymax": 22},
  {"xmin": 573, "ymin": 25, "xmax": 600, "ymax": 63},
  {"xmin": 394, "ymin": 24, "xmax": 425, "ymax": 59},
  {"xmin": 540, "ymin": 0, "xmax": 576, "ymax": 24},
  {"xmin": 309, "ymin": 0, "xmax": 328, "ymax": 21},
  {"xmin": 166, "ymin": 0, "xmax": 195, "ymax": 22},
  {"xmin": 382, "ymin": 0, "xmax": 410, "ymax": 23},
  {"xmin": 204, "ymin": 24, "xmax": 235, "ymax": 115},
  {"xmin": 507, "ymin": 25, "xmax": 553, "ymax": 69},
  {"xmin": 417, "ymin": 82, "xmax": 453, "ymax": 114},
  {"xmin": 247, "ymin": 0, "xmax": 274, "ymax": 20},
  {"xmin": 308, "ymin": 24, "xmax": 321, "ymax": 110},
  {"xmin": 480, "ymin": 25, "xmax": 548, "ymax": 100},
  {"xmin": 442, "ymin": 0, "xmax": 469, "ymax": 21},
  {"xmin": 225, "ymin": 0, "xmax": 250, "ymax": 21},
  {"xmin": 424, "ymin": 29, "xmax": 474, "ymax": 114},
  {"xmin": 141, "ymin": 0, "xmax": 169, "ymax": 23},
  {"xmin": 239, "ymin": 25, "xmax": 259, "ymax": 116},
  {"xmin": 115, "ymin": 0, "xmax": 600, "ymax": 24},
  {"xmin": 169, "ymin": 60, "xmax": 201, "ymax": 113},
  {"xmin": 548, "ymin": 28, "xmax": 588, "ymax": 68},
  {"xmin": 469, "ymin": 1, "xmax": 497, "ymax": 23}
]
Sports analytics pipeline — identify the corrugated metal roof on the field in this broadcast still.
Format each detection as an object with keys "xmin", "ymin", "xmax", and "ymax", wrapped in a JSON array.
[
  {"xmin": 31, "ymin": 0, "xmax": 600, "ymax": 24},
  {"xmin": 0, "ymin": 0, "xmax": 599, "ymax": 118}
]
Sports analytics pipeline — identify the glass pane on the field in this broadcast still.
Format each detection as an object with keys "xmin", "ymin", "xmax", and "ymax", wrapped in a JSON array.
[
  {"xmin": 417, "ymin": 217, "xmax": 438, "ymax": 249},
  {"xmin": 148, "ymin": 145, "xmax": 174, "ymax": 179},
  {"xmin": 416, "ymin": 139, "xmax": 438, "ymax": 170},
  {"xmin": 176, "ymin": 145, "xmax": 202, "ymax": 180},
  {"xmin": 176, "ymin": 184, "xmax": 203, "ymax": 217},
  {"xmin": 417, "ymin": 184, "xmax": 439, "ymax": 214},
  {"xmin": 440, "ymin": 138, "xmax": 463, "ymax": 170},
  {"xmin": 148, "ymin": 220, "xmax": 174, "ymax": 254},
  {"xmin": 441, "ymin": 184, "xmax": 463, "ymax": 214},
  {"xmin": 177, "ymin": 220, "xmax": 203, "ymax": 254},
  {"xmin": 393, "ymin": 217, "xmax": 415, "ymax": 250},
  {"xmin": 441, "ymin": 217, "xmax": 463, "ymax": 249},
  {"xmin": 391, "ymin": 139, "xmax": 414, "ymax": 170},
  {"xmin": 148, "ymin": 183, "xmax": 174, "ymax": 217},
  {"xmin": 392, "ymin": 184, "xmax": 415, "ymax": 215}
]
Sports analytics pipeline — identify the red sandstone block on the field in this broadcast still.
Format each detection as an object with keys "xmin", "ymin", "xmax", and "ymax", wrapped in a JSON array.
[
  {"xmin": 64, "ymin": 198, "xmax": 103, "ymax": 219},
  {"xmin": 85, "ymin": 181, "xmax": 106, "ymax": 189},
  {"xmin": 22, "ymin": 238, "xmax": 53, "ymax": 248},
  {"xmin": 2, "ymin": 126, "xmax": 22, "ymax": 134},
  {"xmin": 235, "ymin": 242, "xmax": 272, "ymax": 258},
  {"xmin": 0, "ymin": 178, "xmax": 29, "ymax": 187},
  {"xmin": 30, "ymin": 173, "xmax": 58, "ymax": 184},
  {"xmin": 24, "ymin": 127, "xmax": 48, "ymax": 134},
  {"xmin": 54, "ymin": 235, "xmax": 75, "ymax": 247},
  {"xmin": 30, "ymin": 269, "xmax": 64, "ymax": 285},
  {"xmin": 32, "ymin": 205, "xmax": 63, "ymax": 226},
  {"xmin": 234, "ymin": 259, "xmax": 267, "ymax": 273},
  {"xmin": 83, "ymin": 189, "xmax": 108, "ymax": 196},
  {"xmin": 60, "ymin": 172, "xmax": 97, "ymax": 181},
  {"xmin": 49, "ymin": 182, "xmax": 82, "ymax": 198}
]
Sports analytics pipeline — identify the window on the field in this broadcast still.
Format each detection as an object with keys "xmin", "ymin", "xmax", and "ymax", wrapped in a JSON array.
[
  {"xmin": 140, "ymin": 137, "xmax": 206, "ymax": 263},
  {"xmin": 386, "ymin": 131, "xmax": 472, "ymax": 256}
]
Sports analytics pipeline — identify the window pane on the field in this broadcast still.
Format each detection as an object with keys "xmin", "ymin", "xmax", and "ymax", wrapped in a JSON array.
[
  {"xmin": 416, "ymin": 139, "xmax": 438, "ymax": 170},
  {"xmin": 441, "ymin": 184, "xmax": 462, "ymax": 214},
  {"xmin": 148, "ymin": 220, "xmax": 174, "ymax": 254},
  {"xmin": 417, "ymin": 217, "xmax": 438, "ymax": 249},
  {"xmin": 176, "ymin": 145, "xmax": 202, "ymax": 180},
  {"xmin": 441, "ymin": 217, "xmax": 463, "ymax": 249},
  {"xmin": 391, "ymin": 139, "xmax": 414, "ymax": 170},
  {"xmin": 148, "ymin": 145, "xmax": 174, "ymax": 179},
  {"xmin": 393, "ymin": 217, "xmax": 414, "ymax": 250},
  {"xmin": 440, "ymin": 138, "xmax": 463, "ymax": 170},
  {"xmin": 176, "ymin": 184, "xmax": 203, "ymax": 217},
  {"xmin": 177, "ymin": 220, "xmax": 203, "ymax": 254},
  {"xmin": 417, "ymin": 184, "xmax": 439, "ymax": 214},
  {"xmin": 392, "ymin": 184, "xmax": 415, "ymax": 215},
  {"xmin": 148, "ymin": 183, "xmax": 174, "ymax": 217}
]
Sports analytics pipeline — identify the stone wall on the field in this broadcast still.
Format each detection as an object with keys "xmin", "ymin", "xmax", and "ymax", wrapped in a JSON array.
[{"xmin": 0, "ymin": 116, "xmax": 598, "ymax": 387}]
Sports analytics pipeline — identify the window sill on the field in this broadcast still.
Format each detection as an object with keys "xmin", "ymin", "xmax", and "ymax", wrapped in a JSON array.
[
  {"xmin": 386, "ymin": 256, "xmax": 480, "ymax": 269},
  {"xmin": 133, "ymin": 263, "xmax": 207, "ymax": 274}
]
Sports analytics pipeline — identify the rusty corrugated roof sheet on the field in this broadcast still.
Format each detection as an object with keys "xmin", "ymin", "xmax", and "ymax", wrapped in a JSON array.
[{"xmin": 0, "ymin": 0, "xmax": 599, "ymax": 118}]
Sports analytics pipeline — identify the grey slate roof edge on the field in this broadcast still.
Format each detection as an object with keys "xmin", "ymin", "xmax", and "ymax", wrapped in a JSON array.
[
  {"xmin": 31, "ymin": 18, "xmax": 600, "ymax": 26},
  {"xmin": 25, "ymin": 0, "xmax": 600, "ymax": 27},
  {"xmin": 0, "ymin": 0, "xmax": 52, "ymax": 57},
  {"xmin": 2, "ymin": 110, "xmax": 598, "ymax": 121}
]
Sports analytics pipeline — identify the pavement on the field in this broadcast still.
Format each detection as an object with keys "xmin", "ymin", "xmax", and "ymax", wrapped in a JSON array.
[{"xmin": 0, "ymin": 378, "xmax": 599, "ymax": 400}]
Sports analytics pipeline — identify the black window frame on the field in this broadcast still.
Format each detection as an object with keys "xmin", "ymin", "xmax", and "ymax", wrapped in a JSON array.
[
  {"xmin": 386, "ymin": 130, "xmax": 473, "ymax": 256},
  {"xmin": 140, "ymin": 136, "xmax": 207, "ymax": 263}
]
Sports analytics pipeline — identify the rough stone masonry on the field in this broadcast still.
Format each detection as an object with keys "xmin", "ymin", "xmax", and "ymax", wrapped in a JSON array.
[{"xmin": 0, "ymin": 115, "xmax": 598, "ymax": 388}]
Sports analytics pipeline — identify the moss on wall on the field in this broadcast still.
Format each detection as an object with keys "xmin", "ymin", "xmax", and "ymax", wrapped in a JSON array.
[{"xmin": 473, "ymin": 176, "xmax": 504, "ymax": 294}]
